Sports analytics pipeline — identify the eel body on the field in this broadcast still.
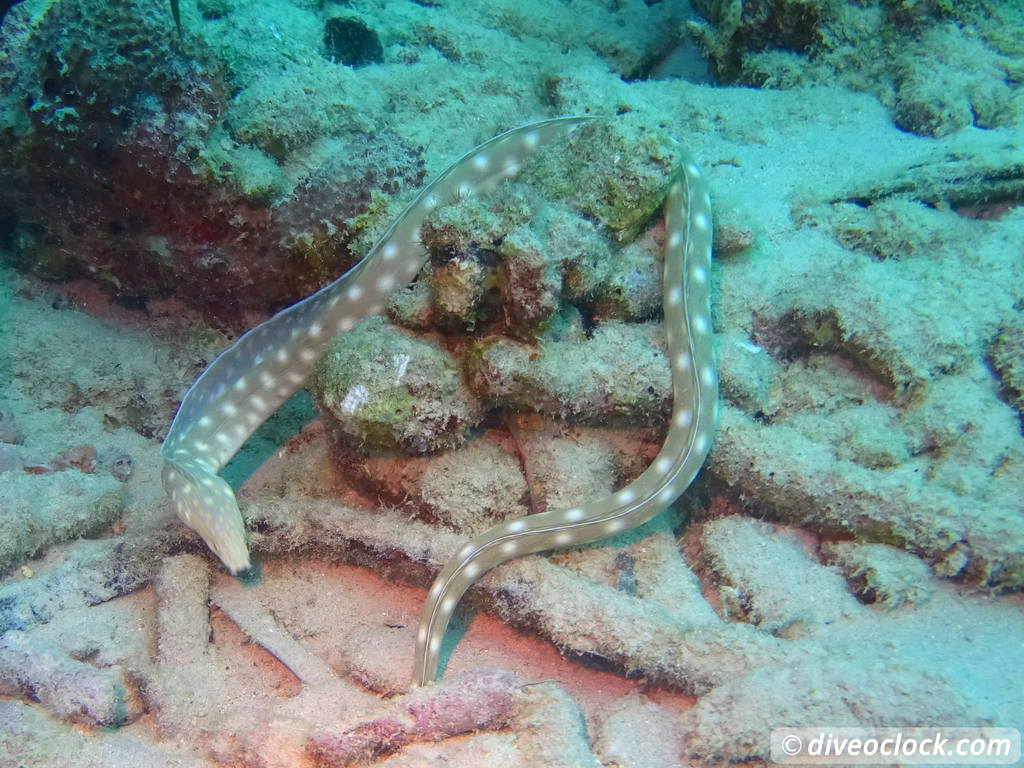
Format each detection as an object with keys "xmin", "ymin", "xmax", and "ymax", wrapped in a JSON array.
[
  {"xmin": 410, "ymin": 140, "xmax": 717, "ymax": 686},
  {"xmin": 159, "ymin": 117, "xmax": 717, "ymax": 688},
  {"xmin": 161, "ymin": 117, "xmax": 595, "ymax": 573}
]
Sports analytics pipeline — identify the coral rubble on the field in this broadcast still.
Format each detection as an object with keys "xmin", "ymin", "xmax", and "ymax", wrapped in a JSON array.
[{"xmin": 0, "ymin": 0, "xmax": 1022, "ymax": 764}]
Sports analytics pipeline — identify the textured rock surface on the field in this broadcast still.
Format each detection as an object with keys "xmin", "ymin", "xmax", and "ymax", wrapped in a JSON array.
[
  {"xmin": 465, "ymin": 321, "xmax": 671, "ymax": 425},
  {"xmin": 991, "ymin": 313, "xmax": 1024, "ymax": 415},
  {"xmin": 0, "ymin": 0, "xmax": 1022, "ymax": 764},
  {"xmin": 0, "ymin": 470, "xmax": 123, "ymax": 574},
  {"xmin": 309, "ymin": 316, "xmax": 483, "ymax": 454},
  {"xmin": 822, "ymin": 540, "xmax": 935, "ymax": 608},
  {"xmin": 0, "ymin": 0, "xmax": 680, "ymax": 322},
  {"xmin": 0, "ymin": 628, "xmax": 142, "ymax": 726},
  {"xmin": 688, "ymin": 0, "xmax": 1024, "ymax": 137}
]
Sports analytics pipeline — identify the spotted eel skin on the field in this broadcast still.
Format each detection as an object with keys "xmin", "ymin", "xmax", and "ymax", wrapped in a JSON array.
[
  {"xmin": 411, "ymin": 135, "xmax": 717, "ymax": 686},
  {"xmin": 159, "ymin": 116, "xmax": 717, "ymax": 688}
]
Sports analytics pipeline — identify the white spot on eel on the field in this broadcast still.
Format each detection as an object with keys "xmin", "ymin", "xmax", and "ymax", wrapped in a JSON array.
[
  {"xmin": 157, "ymin": 117, "xmax": 716, "ymax": 692},
  {"xmin": 605, "ymin": 518, "xmax": 627, "ymax": 534}
]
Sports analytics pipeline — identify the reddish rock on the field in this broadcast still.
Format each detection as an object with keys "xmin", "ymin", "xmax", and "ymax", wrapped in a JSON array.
[{"xmin": 53, "ymin": 445, "xmax": 98, "ymax": 474}]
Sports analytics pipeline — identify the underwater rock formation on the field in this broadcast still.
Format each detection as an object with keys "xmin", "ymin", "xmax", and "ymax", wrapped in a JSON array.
[
  {"xmin": 0, "ymin": 0, "xmax": 1022, "ymax": 764},
  {"xmin": 821, "ymin": 540, "xmax": 935, "ymax": 609},
  {"xmin": 465, "ymin": 321, "xmax": 671, "ymax": 424},
  {"xmin": 341, "ymin": 433, "xmax": 531, "ymax": 536},
  {"xmin": 0, "ymin": 471, "xmax": 122, "ymax": 573},
  {"xmin": 0, "ymin": 0, "xmax": 426, "ymax": 319},
  {"xmin": 991, "ymin": 314, "xmax": 1024, "ymax": 417},
  {"xmin": 309, "ymin": 315, "xmax": 483, "ymax": 455},
  {"xmin": 0, "ymin": 629, "xmax": 141, "ymax": 727},
  {"xmin": 689, "ymin": 0, "xmax": 1024, "ymax": 137},
  {"xmin": 0, "ymin": 0, "xmax": 682, "ymax": 323}
]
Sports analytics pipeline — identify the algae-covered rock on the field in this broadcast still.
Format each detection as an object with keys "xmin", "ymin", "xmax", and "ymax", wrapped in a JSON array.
[
  {"xmin": 0, "ymin": 630, "xmax": 143, "ymax": 727},
  {"xmin": 225, "ymin": 63, "xmax": 381, "ymax": 158},
  {"xmin": 465, "ymin": 320, "xmax": 671, "ymax": 425},
  {"xmin": 549, "ymin": 207, "xmax": 614, "ymax": 303},
  {"xmin": 496, "ymin": 224, "xmax": 562, "ymax": 336},
  {"xmin": 507, "ymin": 420, "xmax": 620, "ymax": 511},
  {"xmin": 716, "ymin": 331, "xmax": 783, "ymax": 417},
  {"xmin": 700, "ymin": 517, "xmax": 863, "ymax": 636},
  {"xmin": 821, "ymin": 541, "xmax": 934, "ymax": 609},
  {"xmin": 589, "ymin": 233, "xmax": 663, "ymax": 322},
  {"xmin": 415, "ymin": 186, "xmax": 553, "ymax": 335},
  {"xmin": 891, "ymin": 25, "xmax": 1020, "ymax": 137},
  {"xmin": 690, "ymin": 0, "xmax": 1024, "ymax": 138},
  {"xmin": 309, "ymin": 316, "xmax": 482, "ymax": 454},
  {"xmin": 0, "ymin": 0, "xmax": 428, "ymax": 321},
  {"xmin": 990, "ymin": 316, "xmax": 1024, "ymax": 416},
  {"xmin": 678, "ymin": 654, "xmax": 988, "ymax": 764},
  {"xmin": 710, "ymin": 407, "xmax": 1024, "ymax": 591},
  {"xmin": 0, "ymin": 472, "xmax": 123, "ymax": 575},
  {"xmin": 526, "ymin": 119, "xmax": 681, "ymax": 242},
  {"xmin": 417, "ymin": 439, "xmax": 530, "ymax": 535},
  {"xmin": 428, "ymin": 254, "xmax": 487, "ymax": 331},
  {"xmin": 419, "ymin": 185, "xmax": 530, "ymax": 259},
  {"xmin": 387, "ymin": 264, "xmax": 437, "ymax": 331}
]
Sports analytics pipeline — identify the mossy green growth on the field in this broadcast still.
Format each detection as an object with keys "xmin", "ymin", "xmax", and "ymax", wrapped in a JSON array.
[
  {"xmin": 200, "ymin": 129, "xmax": 287, "ymax": 204},
  {"xmin": 525, "ymin": 119, "xmax": 680, "ymax": 243},
  {"xmin": 308, "ymin": 316, "xmax": 482, "ymax": 454},
  {"xmin": 990, "ymin": 316, "xmax": 1024, "ymax": 415},
  {"xmin": 348, "ymin": 188, "xmax": 396, "ymax": 245}
]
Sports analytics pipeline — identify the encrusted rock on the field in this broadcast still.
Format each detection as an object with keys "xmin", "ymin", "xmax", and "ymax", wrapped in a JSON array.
[
  {"xmin": 0, "ymin": 630, "xmax": 142, "ymax": 727},
  {"xmin": 821, "ymin": 541, "xmax": 935, "ymax": 609},
  {"xmin": 465, "ymin": 320, "xmax": 671, "ymax": 425},
  {"xmin": 990, "ymin": 315, "xmax": 1024, "ymax": 415},
  {"xmin": 0, "ymin": 471, "xmax": 122, "ymax": 575},
  {"xmin": 309, "ymin": 316, "xmax": 483, "ymax": 454}
]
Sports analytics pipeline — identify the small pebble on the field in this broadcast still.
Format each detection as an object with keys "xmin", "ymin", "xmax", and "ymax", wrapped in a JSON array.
[{"xmin": 109, "ymin": 453, "xmax": 134, "ymax": 482}]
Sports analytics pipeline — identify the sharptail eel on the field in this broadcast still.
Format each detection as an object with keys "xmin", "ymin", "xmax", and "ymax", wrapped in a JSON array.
[{"xmin": 159, "ymin": 116, "xmax": 717, "ymax": 688}]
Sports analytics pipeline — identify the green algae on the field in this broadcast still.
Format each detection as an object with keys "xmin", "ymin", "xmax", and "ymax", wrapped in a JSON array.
[
  {"xmin": 309, "ymin": 316, "xmax": 482, "ymax": 454},
  {"xmin": 526, "ymin": 120, "xmax": 681, "ymax": 242}
]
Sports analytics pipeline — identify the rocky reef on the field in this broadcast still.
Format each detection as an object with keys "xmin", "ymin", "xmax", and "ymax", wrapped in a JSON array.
[
  {"xmin": 688, "ymin": 0, "xmax": 1024, "ymax": 138},
  {"xmin": 0, "ymin": 0, "xmax": 426, "ymax": 320},
  {"xmin": 0, "ymin": 0, "xmax": 1022, "ymax": 765}
]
